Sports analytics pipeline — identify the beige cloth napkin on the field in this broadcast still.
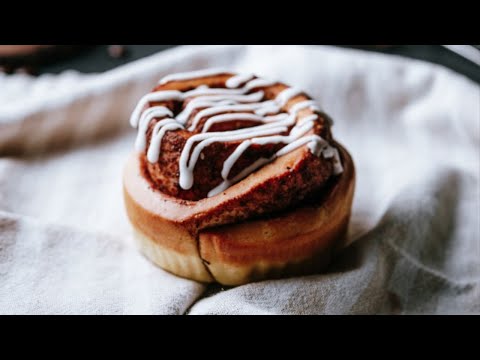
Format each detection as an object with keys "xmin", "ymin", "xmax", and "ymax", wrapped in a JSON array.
[{"xmin": 0, "ymin": 45, "xmax": 479, "ymax": 314}]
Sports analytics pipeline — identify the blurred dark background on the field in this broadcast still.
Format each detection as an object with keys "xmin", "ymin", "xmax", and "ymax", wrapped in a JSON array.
[{"xmin": 13, "ymin": 45, "xmax": 480, "ymax": 84}]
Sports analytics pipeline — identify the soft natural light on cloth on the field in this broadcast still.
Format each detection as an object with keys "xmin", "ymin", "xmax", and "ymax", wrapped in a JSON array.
[{"xmin": 0, "ymin": 45, "xmax": 479, "ymax": 314}]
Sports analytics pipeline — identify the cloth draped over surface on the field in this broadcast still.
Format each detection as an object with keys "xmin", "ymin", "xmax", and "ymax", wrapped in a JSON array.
[{"xmin": 0, "ymin": 45, "xmax": 478, "ymax": 314}]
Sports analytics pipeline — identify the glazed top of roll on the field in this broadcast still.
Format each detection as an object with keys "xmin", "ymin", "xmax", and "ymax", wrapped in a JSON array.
[{"xmin": 129, "ymin": 69, "xmax": 344, "ymax": 229}]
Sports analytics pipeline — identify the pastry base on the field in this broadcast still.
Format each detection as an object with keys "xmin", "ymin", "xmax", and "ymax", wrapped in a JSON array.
[{"xmin": 124, "ymin": 143, "xmax": 355, "ymax": 286}]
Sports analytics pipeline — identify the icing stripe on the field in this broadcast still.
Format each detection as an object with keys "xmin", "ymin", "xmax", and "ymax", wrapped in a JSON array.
[
  {"xmin": 159, "ymin": 68, "xmax": 231, "ymax": 85},
  {"xmin": 226, "ymin": 73, "xmax": 255, "ymax": 88},
  {"xmin": 202, "ymin": 113, "xmax": 265, "ymax": 133},
  {"xmin": 147, "ymin": 122, "xmax": 184, "ymax": 163},
  {"xmin": 135, "ymin": 106, "xmax": 174, "ymax": 151},
  {"xmin": 130, "ymin": 91, "xmax": 182, "ymax": 127},
  {"xmin": 130, "ymin": 70, "xmax": 342, "ymax": 197},
  {"xmin": 276, "ymin": 87, "xmax": 303, "ymax": 106}
]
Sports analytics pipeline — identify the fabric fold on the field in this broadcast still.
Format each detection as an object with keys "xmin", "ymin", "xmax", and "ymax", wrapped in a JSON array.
[{"xmin": 0, "ymin": 45, "xmax": 478, "ymax": 314}]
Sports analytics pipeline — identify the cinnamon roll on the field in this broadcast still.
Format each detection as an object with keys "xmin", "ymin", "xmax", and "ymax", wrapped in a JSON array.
[{"xmin": 123, "ymin": 69, "xmax": 355, "ymax": 285}]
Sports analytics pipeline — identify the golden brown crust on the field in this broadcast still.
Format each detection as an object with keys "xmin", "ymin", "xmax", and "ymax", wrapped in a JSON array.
[
  {"xmin": 127, "ymin": 73, "xmax": 337, "ymax": 233},
  {"xmin": 123, "ymin": 143, "xmax": 355, "ymax": 285},
  {"xmin": 125, "ymin": 144, "xmax": 334, "ymax": 234},
  {"xmin": 124, "ymin": 72, "xmax": 355, "ymax": 285}
]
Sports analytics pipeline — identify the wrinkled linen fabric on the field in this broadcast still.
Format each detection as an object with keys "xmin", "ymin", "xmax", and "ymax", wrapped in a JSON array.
[{"xmin": 0, "ymin": 45, "xmax": 478, "ymax": 314}]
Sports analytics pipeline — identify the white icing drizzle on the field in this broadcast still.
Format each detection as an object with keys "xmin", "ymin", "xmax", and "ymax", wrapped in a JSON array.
[
  {"xmin": 179, "ymin": 126, "xmax": 287, "ymax": 190},
  {"xmin": 188, "ymin": 103, "xmax": 274, "ymax": 131},
  {"xmin": 184, "ymin": 86, "xmax": 245, "ymax": 97},
  {"xmin": 130, "ymin": 91, "xmax": 182, "ymax": 127},
  {"xmin": 135, "ymin": 106, "xmax": 173, "ymax": 151},
  {"xmin": 159, "ymin": 68, "xmax": 230, "ymax": 85},
  {"xmin": 208, "ymin": 118, "xmax": 323, "ymax": 198},
  {"xmin": 208, "ymin": 157, "xmax": 271, "ymax": 198},
  {"xmin": 194, "ymin": 91, "xmax": 264, "ymax": 104},
  {"xmin": 202, "ymin": 113, "xmax": 264, "ymax": 133},
  {"xmin": 226, "ymin": 73, "xmax": 255, "ymax": 88},
  {"xmin": 147, "ymin": 121, "xmax": 184, "ymax": 163},
  {"xmin": 177, "ymin": 100, "xmax": 235, "ymax": 125},
  {"xmin": 176, "ymin": 91, "xmax": 264, "ymax": 124},
  {"xmin": 289, "ymin": 100, "xmax": 321, "ymax": 114},
  {"xmin": 277, "ymin": 87, "xmax": 303, "ymax": 106},
  {"xmin": 297, "ymin": 114, "xmax": 319, "ymax": 127},
  {"xmin": 321, "ymin": 147, "xmax": 343, "ymax": 175},
  {"xmin": 202, "ymin": 113, "xmax": 289, "ymax": 133},
  {"xmin": 244, "ymin": 78, "xmax": 276, "ymax": 92},
  {"xmin": 254, "ymin": 101, "xmax": 281, "ymax": 116},
  {"xmin": 130, "ymin": 70, "xmax": 343, "ymax": 198}
]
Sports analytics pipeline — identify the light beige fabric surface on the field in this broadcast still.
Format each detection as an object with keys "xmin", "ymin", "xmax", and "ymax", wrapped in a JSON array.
[{"xmin": 0, "ymin": 45, "xmax": 479, "ymax": 314}]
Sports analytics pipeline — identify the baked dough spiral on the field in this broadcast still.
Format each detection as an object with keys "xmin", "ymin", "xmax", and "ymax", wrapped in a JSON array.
[{"xmin": 123, "ymin": 69, "xmax": 355, "ymax": 285}]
